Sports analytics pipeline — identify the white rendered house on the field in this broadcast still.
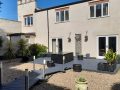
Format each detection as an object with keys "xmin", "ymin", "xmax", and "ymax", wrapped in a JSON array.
[{"xmin": 17, "ymin": 0, "xmax": 120, "ymax": 59}]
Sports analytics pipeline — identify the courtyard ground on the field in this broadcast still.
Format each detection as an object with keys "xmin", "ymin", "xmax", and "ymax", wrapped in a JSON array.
[{"xmin": 1, "ymin": 59, "xmax": 120, "ymax": 90}]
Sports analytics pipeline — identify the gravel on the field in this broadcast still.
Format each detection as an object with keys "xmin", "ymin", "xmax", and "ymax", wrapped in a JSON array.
[{"xmin": 1, "ymin": 59, "xmax": 120, "ymax": 90}]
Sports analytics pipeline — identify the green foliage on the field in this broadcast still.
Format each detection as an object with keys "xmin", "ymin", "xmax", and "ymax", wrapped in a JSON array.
[
  {"xmin": 104, "ymin": 49, "xmax": 116, "ymax": 64},
  {"xmin": 16, "ymin": 39, "xmax": 28, "ymax": 57},
  {"xmin": 29, "ymin": 44, "xmax": 47, "ymax": 57},
  {"xmin": 0, "ymin": 37, "xmax": 3, "ymax": 47},
  {"xmin": 4, "ymin": 40, "xmax": 15, "ymax": 59},
  {"xmin": 116, "ymin": 54, "xmax": 120, "ymax": 63},
  {"xmin": 77, "ymin": 77, "xmax": 86, "ymax": 82}
]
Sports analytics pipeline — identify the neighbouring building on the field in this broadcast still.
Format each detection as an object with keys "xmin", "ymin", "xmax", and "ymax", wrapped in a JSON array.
[
  {"xmin": 17, "ymin": 0, "xmax": 120, "ymax": 59},
  {"xmin": 0, "ymin": 18, "xmax": 21, "ymax": 55}
]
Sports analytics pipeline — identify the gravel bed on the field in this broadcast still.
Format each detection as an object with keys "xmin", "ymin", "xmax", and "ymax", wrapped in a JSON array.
[{"xmin": 1, "ymin": 60, "xmax": 120, "ymax": 90}]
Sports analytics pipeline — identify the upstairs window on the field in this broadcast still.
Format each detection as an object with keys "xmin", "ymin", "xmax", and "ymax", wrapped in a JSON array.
[
  {"xmin": 24, "ymin": 15, "xmax": 33, "ymax": 26},
  {"xmin": 90, "ymin": 2, "xmax": 109, "ymax": 18},
  {"xmin": 96, "ymin": 4, "xmax": 102, "ymax": 17},
  {"xmin": 56, "ymin": 7, "xmax": 69, "ymax": 22}
]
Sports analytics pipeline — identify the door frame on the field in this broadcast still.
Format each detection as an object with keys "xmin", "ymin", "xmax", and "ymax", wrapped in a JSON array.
[
  {"xmin": 97, "ymin": 35, "xmax": 118, "ymax": 59},
  {"xmin": 52, "ymin": 38, "xmax": 63, "ymax": 53}
]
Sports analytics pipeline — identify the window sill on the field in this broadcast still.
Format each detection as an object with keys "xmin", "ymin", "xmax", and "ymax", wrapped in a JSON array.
[
  {"xmin": 55, "ymin": 20, "xmax": 70, "ymax": 24},
  {"xmin": 24, "ymin": 25, "xmax": 33, "ymax": 27},
  {"xmin": 88, "ymin": 15, "xmax": 110, "ymax": 20}
]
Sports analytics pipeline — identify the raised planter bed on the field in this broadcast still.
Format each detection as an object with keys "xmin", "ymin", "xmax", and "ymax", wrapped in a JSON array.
[
  {"xmin": 51, "ymin": 52, "xmax": 73, "ymax": 64},
  {"xmin": 97, "ymin": 62, "xmax": 117, "ymax": 72}
]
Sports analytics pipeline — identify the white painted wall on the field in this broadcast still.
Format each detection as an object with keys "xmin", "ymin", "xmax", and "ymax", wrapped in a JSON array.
[{"xmin": 18, "ymin": 0, "xmax": 120, "ymax": 58}]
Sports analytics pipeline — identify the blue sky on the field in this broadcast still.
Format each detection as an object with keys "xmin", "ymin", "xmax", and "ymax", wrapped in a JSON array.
[{"xmin": 0, "ymin": 0, "xmax": 79, "ymax": 21}]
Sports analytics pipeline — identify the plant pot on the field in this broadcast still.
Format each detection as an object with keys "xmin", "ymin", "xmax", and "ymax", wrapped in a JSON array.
[
  {"xmin": 21, "ymin": 56, "xmax": 29, "ymax": 62},
  {"xmin": 73, "ymin": 64, "xmax": 82, "ymax": 72},
  {"xmin": 78, "ymin": 55, "xmax": 83, "ymax": 60},
  {"xmin": 75, "ymin": 79, "xmax": 88, "ymax": 90},
  {"xmin": 46, "ymin": 61, "xmax": 55, "ymax": 67}
]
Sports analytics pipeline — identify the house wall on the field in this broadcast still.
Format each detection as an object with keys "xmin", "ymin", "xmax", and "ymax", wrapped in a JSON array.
[
  {"xmin": 18, "ymin": 0, "xmax": 120, "ymax": 58},
  {"xmin": 18, "ymin": 0, "xmax": 35, "ymax": 33},
  {"xmin": 0, "ymin": 18, "xmax": 21, "ymax": 55}
]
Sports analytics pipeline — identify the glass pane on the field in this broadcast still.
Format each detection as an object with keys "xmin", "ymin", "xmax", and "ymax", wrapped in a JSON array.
[
  {"xmin": 96, "ymin": 4, "xmax": 102, "ymax": 17},
  {"xmin": 65, "ymin": 10, "xmax": 69, "ymax": 21},
  {"xmin": 60, "ymin": 11, "xmax": 64, "ymax": 21},
  {"xmin": 27, "ymin": 17, "xmax": 30, "ymax": 26},
  {"xmin": 58, "ymin": 39, "xmax": 63, "ymax": 53},
  {"xmin": 56, "ymin": 12, "xmax": 59, "ymax": 22},
  {"xmin": 99, "ymin": 37, "xmax": 106, "ymax": 56},
  {"xmin": 31, "ymin": 17, "xmax": 33, "ymax": 25},
  {"xmin": 103, "ymin": 3, "xmax": 108, "ymax": 16},
  {"xmin": 109, "ymin": 37, "xmax": 116, "ymax": 52},
  {"xmin": 90, "ymin": 6, "xmax": 94, "ymax": 17},
  {"xmin": 24, "ymin": 18, "xmax": 27, "ymax": 26}
]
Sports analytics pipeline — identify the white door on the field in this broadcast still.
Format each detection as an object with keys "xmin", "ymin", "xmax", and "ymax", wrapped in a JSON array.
[{"xmin": 97, "ymin": 36, "xmax": 117, "ymax": 59}]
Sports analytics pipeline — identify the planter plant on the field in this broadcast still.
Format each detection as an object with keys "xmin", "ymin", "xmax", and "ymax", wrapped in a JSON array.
[
  {"xmin": 104, "ymin": 49, "xmax": 116, "ymax": 65},
  {"xmin": 3, "ymin": 40, "xmax": 15, "ymax": 60},
  {"xmin": 99, "ymin": 49, "xmax": 117, "ymax": 72},
  {"xmin": 116, "ymin": 54, "xmax": 120, "ymax": 64},
  {"xmin": 78, "ymin": 55, "xmax": 83, "ymax": 60},
  {"xmin": 75, "ymin": 77, "xmax": 88, "ymax": 90}
]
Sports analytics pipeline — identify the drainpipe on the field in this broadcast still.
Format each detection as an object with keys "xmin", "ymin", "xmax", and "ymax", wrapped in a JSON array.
[{"xmin": 47, "ymin": 10, "xmax": 50, "ymax": 53}]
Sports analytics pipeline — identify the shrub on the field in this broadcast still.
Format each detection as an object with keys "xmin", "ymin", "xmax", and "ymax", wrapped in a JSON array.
[
  {"xmin": 29, "ymin": 44, "xmax": 47, "ymax": 57},
  {"xmin": 116, "ymin": 54, "xmax": 120, "ymax": 63},
  {"xmin": 3, "ymin": 40, "xmax": 15, "ymax": 60},
  {"xmin": 104, "ymin": 49, "xmax": 116, "ymax": 65},
  {"xmin": 16, "ymin": 39, "xmax": 28, "ymax": 57},
  {"xmin": 0, "ymin": 37, "xmax": 3, "ymax": 47}
]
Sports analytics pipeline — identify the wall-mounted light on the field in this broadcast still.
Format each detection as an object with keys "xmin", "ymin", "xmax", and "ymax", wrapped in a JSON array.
[
  {"xmin": 68, "ymin": 32, "xmax": 71, "ymax": 43},
  {"xmin": 84, "ymin": 31, "xmax": 88, "ymax": 42}
]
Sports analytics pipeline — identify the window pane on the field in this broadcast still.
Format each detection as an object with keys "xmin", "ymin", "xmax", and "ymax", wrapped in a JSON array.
[
  {"xmin": 103, "ymin": 3, "xmax": 108, "ymax": 16},
  {"xmin": 90, "ymin": 6, "xmax": 94, "ymax": 17},
  {"xmin": 96, "ymin": 4, "xmax": 102, "ymax": 17},
  {"xmin": 27, "ymin": 17, "xmax": 30, "ymax": 26},
  {"xmin": 56, "ymin": 12, "xmax": 59, "ymax": 22},
  {"xmin": 24, "ymin": 18, "xmax": 27, "ymax": 26},
  {"xmin": 60, "ymin": 11, "xmax": 64, "ymax": 21},
  {"xmin": 31, "ymin": 17, "xmax": 33, "ymax": 25},
  {"xmin": 65, "ymin": 10, "xmax": 69, "ymax": 21}
]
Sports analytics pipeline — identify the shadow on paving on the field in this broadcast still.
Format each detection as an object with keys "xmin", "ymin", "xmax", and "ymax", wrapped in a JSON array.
[
  {"xmin": 111, "ymin": 83, "xmax": 120, "ymax": 90},
  {"xmin": 31, "ymin": 81, "xmax": 70, "ymax": 90}
]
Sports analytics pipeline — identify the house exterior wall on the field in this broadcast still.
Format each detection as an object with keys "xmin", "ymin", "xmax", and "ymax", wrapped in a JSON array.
[
  {"xmin": 18, "ymin": 0, "xmax": 35, "ymax": 33},
  {"xmin": 0, "ymin": 19, "xmax": 21, "ymax": 55},
  {"xmin": 18, "ymin": 0, "xmax": 120, "ymax": 58}
]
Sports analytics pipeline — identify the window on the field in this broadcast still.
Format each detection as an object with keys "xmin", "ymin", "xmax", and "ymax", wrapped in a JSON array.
[
  {"xmin": 90, "ymin": 3, "xmax": 109, "ymax": 18},
  {"xmin": 24, "ymin": 15, "xmax": 33, "ymax": 26},
  {"xmin": 96, "ymin": 4, "xmax": 102, "ymax": 17},
  {"xmin": 56, "ymin": 8, "xmax": 69, "ymax": 22},
  {"xmin": 103, "ymin": 3, "xmax": 108, "ymax": 16},
  {"xmin": 90, "ymin": 6, "xmax": 94, "ymax": 17}
]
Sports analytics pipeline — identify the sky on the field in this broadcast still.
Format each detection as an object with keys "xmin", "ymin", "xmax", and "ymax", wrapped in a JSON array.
[{"xmin": 0, "ymin": 0, "xmax": 80, "ymax": 21}]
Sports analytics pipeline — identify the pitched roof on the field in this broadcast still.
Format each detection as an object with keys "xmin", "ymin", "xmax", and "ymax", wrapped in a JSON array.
[{"xmin": 36, "ymin": 0, "xmax": 91, "ymax": 12}]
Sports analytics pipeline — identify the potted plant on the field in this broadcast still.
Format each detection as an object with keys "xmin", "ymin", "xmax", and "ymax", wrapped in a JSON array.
[
  {"xmin": 116, "ymin": 54, "xmax": 120, "ymax": 64},
  {"xmin": 75, "ymin": 77, "xmax": 88, "ymax": 90},
  {"xmin": 78, "ymin": 55, "xmax": 83, "ymax": 60},
  {"xmin": 104, "ymin": 49, "xmax": 117, "ymax": 72}
]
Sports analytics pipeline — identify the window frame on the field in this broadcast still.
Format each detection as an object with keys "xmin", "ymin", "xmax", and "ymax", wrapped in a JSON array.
[
  {"xmin": 90, "ymin": 2, "xmax": 109, "ymax": 18},
  {"xmin": 24, "ymin": 15, "xmax": 33, "ymax": 27},
  {"xmin": 55, "ymin": 8, "xmax": 69, "ymax": 23}
]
